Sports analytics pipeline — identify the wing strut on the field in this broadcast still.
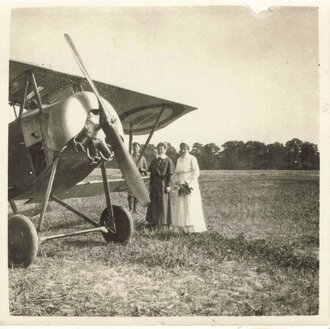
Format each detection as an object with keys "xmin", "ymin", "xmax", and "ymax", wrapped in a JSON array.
[
  {"xmin": 16, "ymin": 70, "xmax": 44, "ymax": 118},
  {"xmin": 18, "ymin": 73, "xmax": 30, "ymax": 118},
  {"xmin": 37, "ymin": 156, "xmax": 60, "ymax": 232},
  {"xmin": 9, "ymin": 200, "xmax": 18, "ymax": 214},
  {"xmin": 137, "ymin": 105, "xmax": 166, "ymax": 164},
  {"xmin": 101, "ymin": 162, "xmax": 114, "ymax": 218},
  {"xmin": 29, "ymin": 71, "xmax": 44, "ymax": 114},
  {"xmin": 128, "ymin": 122, "xmax": 133, "ymax": 155}
]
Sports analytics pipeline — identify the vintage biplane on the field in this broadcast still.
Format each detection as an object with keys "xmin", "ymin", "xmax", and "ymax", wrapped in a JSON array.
[{"xmin": 8, "ymin": 34, "xmax": 196, "ymax": 268}]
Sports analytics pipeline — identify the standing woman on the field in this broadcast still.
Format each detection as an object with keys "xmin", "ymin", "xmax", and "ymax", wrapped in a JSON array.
[
  {"xmin": 146, "ymin": 142, "xmax": 175, "ymax": 228},
  {"xmin": 174, "ymin": 142, "xmax": 207, "ymax": 233}
]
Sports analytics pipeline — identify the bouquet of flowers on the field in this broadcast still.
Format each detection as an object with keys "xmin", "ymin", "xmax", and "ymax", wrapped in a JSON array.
[{"xmin": 178, "ymin": 182, "xmax": 193, "ymax": 197}]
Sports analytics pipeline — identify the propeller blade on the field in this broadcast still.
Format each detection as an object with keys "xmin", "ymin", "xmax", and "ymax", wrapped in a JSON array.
[
  {"xmin": 101, "ymin": 122, "xmax": 150, "ymax": 206},
  {"xmin": 64, "ymin": 34, "xmax": 102, "ymax": 100},
  {"xmin": 64, "ymin": 34, "xmax": 112, "ymax": 120},
  {"xmin": 64, "ymin": 34, "xmax": 150, "ymax": 206}
]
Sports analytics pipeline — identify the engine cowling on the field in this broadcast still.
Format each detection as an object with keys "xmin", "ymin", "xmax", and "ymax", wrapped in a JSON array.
[{"xmin": 48, "ymin": 91, "xmax": 124, "ymax": 154}]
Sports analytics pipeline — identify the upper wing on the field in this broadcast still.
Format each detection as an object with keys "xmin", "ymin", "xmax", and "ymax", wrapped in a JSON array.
[
  {"xmin": 54, "ymin": 177, "xmax": 149, "ymax": 199},
  {"xmin": 9, "ymin": 60, "xmax": 197, "ymax": 135}
]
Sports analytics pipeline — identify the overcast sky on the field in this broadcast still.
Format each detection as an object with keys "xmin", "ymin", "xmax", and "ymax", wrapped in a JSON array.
[{"xmin": 10, "ymin": 6, "xmax": 319, "ymax": 149}]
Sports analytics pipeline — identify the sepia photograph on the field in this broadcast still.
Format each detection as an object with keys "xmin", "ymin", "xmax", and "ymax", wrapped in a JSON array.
[{"xmin": 2, "ymin": 1, "xmax": 329, "ymax": 325}]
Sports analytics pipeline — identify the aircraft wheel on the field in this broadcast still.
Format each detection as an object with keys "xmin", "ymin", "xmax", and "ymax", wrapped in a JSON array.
[
  {"xmin": 8, "ymin": 214, "xmax": 38, "ymax": 268},
  {"xmin": 100, "ymin": 205, "xmax": 133, "ymax": 244}
]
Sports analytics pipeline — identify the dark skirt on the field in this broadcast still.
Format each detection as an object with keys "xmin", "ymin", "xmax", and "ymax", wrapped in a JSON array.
[{"xmin": 146, "ymin": 176, "xmax": 172, "ymax": 226}]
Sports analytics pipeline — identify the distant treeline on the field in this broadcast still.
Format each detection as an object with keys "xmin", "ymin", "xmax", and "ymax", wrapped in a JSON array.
[{"xmin": 110, "ymin": 138, "xmax": 319, "ymax": 170}]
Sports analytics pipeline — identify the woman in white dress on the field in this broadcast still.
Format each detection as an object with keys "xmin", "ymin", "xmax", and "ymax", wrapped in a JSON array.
[{"xmin": 174, "ymin": 143, "xmax": 207, "ymax": 233}]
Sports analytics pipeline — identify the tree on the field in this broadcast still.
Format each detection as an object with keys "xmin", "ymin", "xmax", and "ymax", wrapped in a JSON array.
[
  {"xmin": 165, "ymin": 143, "xmax": 179, "ymax": 165},
  {"xmin": 300, "ymin": 142, "xmax": 319, "ymax": 170},
  {"xmin": 284, "ymin": 138, "xmax": 304, "ymax": 169},
  {"xmin": 191, "ymin": 143, "xmax": 207, "ymax": 169},
  {"xmin": 108, "ymin": 138, "xmax": 319, "ymax": 170},
  {"xmin": 203, "ymin": 143, "xmax": 221, "ymax": 169},
  {"xmin": 219, "ymin": 141, "xmax": 245, "ymax": 169},
  {"xmin": 243, "ymin": 141, "xmax": 267, "ymax": 169},
  {"xmin": 264, "ymin": 142, "xmax": 286, "ymax": 169},
  {"xmin": 191, "ymin": 143, "xmax": 204, "ymax": 157}
]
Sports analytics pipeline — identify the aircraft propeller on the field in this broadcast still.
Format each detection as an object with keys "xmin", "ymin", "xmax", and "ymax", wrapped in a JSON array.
[{"xmin": 64, "ymin": 34, "xmax": 150, "ymax": 206}]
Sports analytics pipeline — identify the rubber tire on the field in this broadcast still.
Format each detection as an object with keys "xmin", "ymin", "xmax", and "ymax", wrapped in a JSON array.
[
  {"xmin": 8, "ymin": 214, "xmax": 38, "ymax": 268},
  {"xmin": 100, "ymin": 205, "xmax": 133, "ymax": 244}
]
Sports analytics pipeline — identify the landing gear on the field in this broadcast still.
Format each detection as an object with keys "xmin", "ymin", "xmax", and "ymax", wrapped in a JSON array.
[
  {"xmin": 100, "ymin": 205, "xmax": 133, "ymax": 244},
  {"xmin": 99, "ymin": 161, "xmax": 133, "ymax": 244},
  {"xmin": 8, "ymin": 214, "xmax": 38, "ymax": 268},
  {"xmin": 7, "ymin": 156, "xmax": 135, "ymax": 268}
]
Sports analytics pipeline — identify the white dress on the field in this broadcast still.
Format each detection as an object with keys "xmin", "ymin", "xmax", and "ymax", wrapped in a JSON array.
[{"xmin": 174, "ymin": 154, "xmax": 207, "ymax": 233}]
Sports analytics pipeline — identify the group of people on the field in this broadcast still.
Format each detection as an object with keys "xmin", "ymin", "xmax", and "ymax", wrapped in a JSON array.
[{"xmin": 129, "ymin": 142, "xmax": 207, "ymax": 233}]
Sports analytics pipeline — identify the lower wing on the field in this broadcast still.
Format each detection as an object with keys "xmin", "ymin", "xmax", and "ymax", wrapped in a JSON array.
[{"xmin": 55, "ymin": 177, "xmax": 149, "ymax": 199}]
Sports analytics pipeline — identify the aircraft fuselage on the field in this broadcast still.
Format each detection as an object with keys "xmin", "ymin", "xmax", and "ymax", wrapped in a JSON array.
[{"xmin": 8, "ymin": 91, "xmax": 122, "ymax": 201}]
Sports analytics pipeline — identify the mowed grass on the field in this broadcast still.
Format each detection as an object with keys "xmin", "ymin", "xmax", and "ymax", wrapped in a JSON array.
[{"xmin": 8, "ymin": 170, "xmax": 319, "ymax": 316}]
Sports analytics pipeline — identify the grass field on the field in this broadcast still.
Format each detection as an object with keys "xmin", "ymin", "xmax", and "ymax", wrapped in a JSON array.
[{"xmin": 8, "ymin": 170, "xmax": 319, "ymax": 317}]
